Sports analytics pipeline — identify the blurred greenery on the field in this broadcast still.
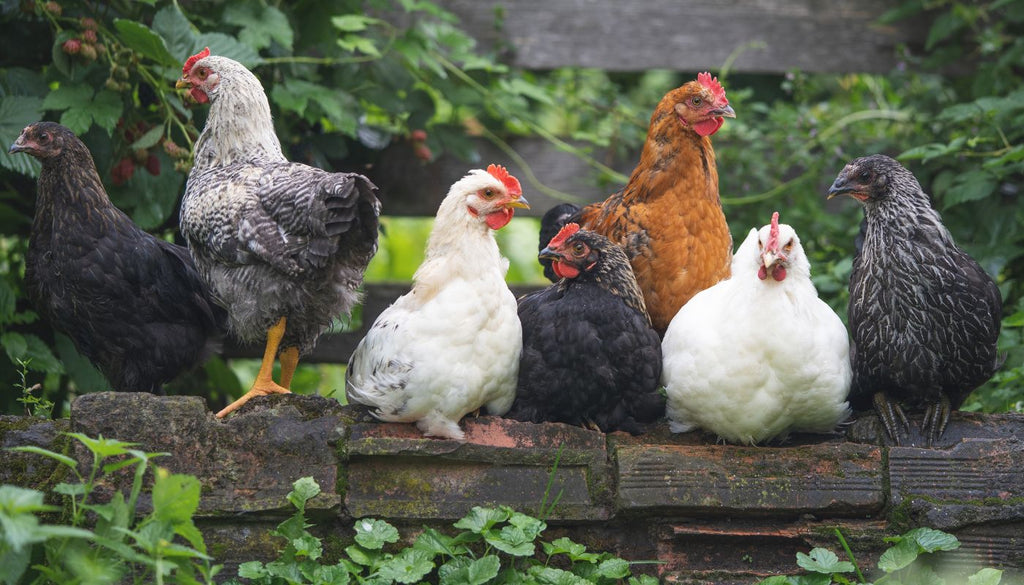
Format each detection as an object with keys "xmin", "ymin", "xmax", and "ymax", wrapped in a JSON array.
[{"xmin": 1, "ymin": 0, "xmax": 1022, "ymax": 416}]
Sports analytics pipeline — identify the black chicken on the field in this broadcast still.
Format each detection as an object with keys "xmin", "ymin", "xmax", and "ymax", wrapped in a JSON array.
[
  {"xmin": 508, "ymin": 223, "xmax": 664, "ymax": 434},
  {"xmin": 9, "ymin": 122, "xmax": 223, "ymax": 393},
  {"xmin": 538, "ymin": 203, "xmax": 581, "ymax": 282},
  {"xmin": 828, "ymin": 154, "xmax": 1002, "ymax": 445}
]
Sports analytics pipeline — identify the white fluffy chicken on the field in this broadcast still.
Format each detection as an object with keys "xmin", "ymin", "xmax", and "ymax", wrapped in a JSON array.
[
  {"xmin": 345, "ymin": 165, "xmax": 529, "ymax": 441},
  {"xmin": 661, "ymin": 212, "xmax": 852, "ymax": 444}
]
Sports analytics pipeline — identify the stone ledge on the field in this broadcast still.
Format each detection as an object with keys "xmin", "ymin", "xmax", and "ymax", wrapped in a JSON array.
[{"xmin": 3, "ymin": 393, "xmax": 1023, "ymax": 583}]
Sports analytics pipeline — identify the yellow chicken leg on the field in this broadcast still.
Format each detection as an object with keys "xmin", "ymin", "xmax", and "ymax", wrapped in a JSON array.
[
  {"xmin": 279, "ymin": 346, "xmax": 300, "ymax": 389},
  {"xmin": 216, "ymin": 317, "xmax": 291, "ymax": 418}
]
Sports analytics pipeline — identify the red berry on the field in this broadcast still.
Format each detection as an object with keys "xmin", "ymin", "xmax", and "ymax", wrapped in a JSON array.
[
  {"xmin": 62, "ymin": 38, "xmax": 81, "ymax": 55},
  {"xmin": 145, "ymin": 154, "xmax": 160, "ymax": 176},
  {"xmin": 111, "ymin": 157, "xmax": 135, "ymax": 186},
  {"xmin": 80, "ymin": 17, "xmax": 98, "ymax": 30},
  {"xmin": 82, "ymin": 29, "xmax": 97, "ymax": 44},
  {"xmin": 410, "ymin": 129, "xmax": 428, "ymax": 142},
  {"xmin": 414, "ymin": 144, "xmax": 433, "ymax": 161},
  {"xmin": 43, "ymin": 1, "xmax": 61, "ymax": 16}
]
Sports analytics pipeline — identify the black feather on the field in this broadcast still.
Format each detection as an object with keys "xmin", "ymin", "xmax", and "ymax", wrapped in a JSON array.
[{"xmin": 12, "ymin": 122, "xmax": 224, "ymax": 393}]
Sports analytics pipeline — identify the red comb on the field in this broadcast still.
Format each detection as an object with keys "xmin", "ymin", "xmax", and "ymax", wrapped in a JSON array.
[
  {"xmin": 486, "ymin": 164, "xmax": 522, "ymax": 197},
  {"xmin": 548, "ymin": 222, "xmax": 580, "ymax": 249},
  {"xmin": 183, "ymin": 47, "xmax": 210, "ymax": 76},
  {"xmin": 697, "ymin": 72, "xmax": 728, "ymax": 105},
  {"xmin": 766, "ymin": 211, "xmax": 781, "ymax": 251}
]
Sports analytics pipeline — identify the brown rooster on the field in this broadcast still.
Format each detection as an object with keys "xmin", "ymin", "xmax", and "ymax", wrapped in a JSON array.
[
  {"xmin": 539, "ymin": 73, "xmax": 735, "ymax": 334},
  {"xmin": 177, "ymin": 48, "xmax": 381, "ymax": 418}
]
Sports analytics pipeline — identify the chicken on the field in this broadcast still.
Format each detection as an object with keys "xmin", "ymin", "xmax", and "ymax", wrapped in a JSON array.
[
  {"xmin": 508, "ymin": 223, "xmax": 663, "ymax": 434},
  {"xmin": 661, "ymin": 212, "xmax": 852, "ymax": 445},
  {"xmin": 538, "ymin": 72, "xmax": 736, "ymax": 335},
  {"xmin": 828, "ymin": 154, "xmax": 1002, "ymax": 445},
  {"xmin": 345, "ymin": 165, "xmax": 529, "ymax": 441},
  {"xmin": 9, "ymin": 122, "xmax": 223, "ymax": 393},
  {"xmin": 176, "ymin": 48, "xmax": 381, "ymax": 418}
]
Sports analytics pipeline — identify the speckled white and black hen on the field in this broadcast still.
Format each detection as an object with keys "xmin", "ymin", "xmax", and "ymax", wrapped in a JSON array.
[
  {"xmin": 828, "ymin": 154, "xmax": 1002, "ymax": 445},
  {"xmin": 177, "ymin": 48, "xmax": 381, "ymax": 418}
]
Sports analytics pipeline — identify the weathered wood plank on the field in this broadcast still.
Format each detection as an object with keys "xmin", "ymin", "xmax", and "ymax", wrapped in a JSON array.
[
  {"xmin": 222, "ymin": 283, "xmax": 546, "ymax": 363},
  {"xmin": 436, "ymin": 0, "xmax": 928, "ymax": 74}
]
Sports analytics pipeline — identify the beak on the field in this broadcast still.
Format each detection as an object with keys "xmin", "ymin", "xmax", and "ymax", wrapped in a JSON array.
[
  {"xmin": 827, "ymin": 176, "xmax": 860, "ymax": 200},
  {"xmin": 175, "ymin": 77, "xmax": 190, "ymax": 89},
  {"xmin": 762, "ymin": 250, "xmax": 785, "ymax": 269},
  {"xmin": 506, "ymin": 194, "xmax": 530, "ymax": 209},
  {"xmin": 538, "ymin": 245, "xmax": 560, "ymax": 262},
  {"xmin": 711, "ymin": 104, "xmax": 736, "ymax": 119},
  {"xmin": 8, "ymin": 136, "xmax": 26, "ymax": 155}
]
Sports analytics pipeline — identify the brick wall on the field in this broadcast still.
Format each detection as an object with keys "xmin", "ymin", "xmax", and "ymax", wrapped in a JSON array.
[{"xmin": 2, "ymin": 392, "xmax": 1022, "ymax": 583}]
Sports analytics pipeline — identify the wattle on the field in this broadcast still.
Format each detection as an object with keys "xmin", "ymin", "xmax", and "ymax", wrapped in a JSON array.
[
  {"xmin": 190, "ymin": 87, "xmax": 209, "ymax": 104},
  {"xmin": 486, "ymin": 208, "xmax": 514, "ymax": 230},
  {"xmin": 692, "ymin": 117, "xmax": 724, "ymax": 137},
  {"xmin": 553, "ymin": 261, "xmax": 579, "ymax": 279}
]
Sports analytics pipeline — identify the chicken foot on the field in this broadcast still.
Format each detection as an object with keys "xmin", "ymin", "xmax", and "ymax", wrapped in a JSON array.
[
  {"xmin": 216, "ymin": 316, "xmax": 292, "ymax": 418},
  {"xmin": 872, "ymin": 392, "xmax": 909, "ymax": 445},
  {"xmin": 922, "ymin": 394, "xmax": 952, "ymax": 447}
]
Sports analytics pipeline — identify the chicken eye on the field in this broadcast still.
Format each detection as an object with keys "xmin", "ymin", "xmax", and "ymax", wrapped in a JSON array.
[
  {"xmin": 784, "ymin": 241, "xmax": 794, "ymax": 252},
  {"xmin": 858, "ymin": 170, "xmax": 872, "ymax": 182},
  {"xmin": 196, "ymin": 67, "xmax": 209, "ymax": 80},
  {"xmin": 38, "ymin": 132, "xmax": 50, "ymax": 143},
  {"xmin": 480, "ymin": 188, "xmax": 496, "ymax": 199},
  {"xmin": 572, "ymin": 242, "xmax": 586, "ymax": 255},
  {"xmin": 691, "ymin": 96, "xmax": 703, "ymax": 107}
]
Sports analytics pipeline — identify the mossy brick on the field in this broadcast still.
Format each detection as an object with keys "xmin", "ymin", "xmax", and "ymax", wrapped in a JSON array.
[
  {"xmin": 70, "ymin": 392, "xmax": 348, "ymax": 516},
  {"xmin": 0, "ymin": 415, "xmax": 70, "ymax": 492},
  {"xmin": 614, "ymin": 437, "xmax": 885, "ymax": 516},
  {"xmin": 345, "ymin": 417, "xmax": 612, "ymax": 521}
]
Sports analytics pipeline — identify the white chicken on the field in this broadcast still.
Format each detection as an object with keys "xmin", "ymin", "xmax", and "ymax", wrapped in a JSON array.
[
  {"xmin": 661, "ymin": 212, "xmax": 852, "ymax": 444},
  {"xmin": 345, "ymin": 165, "xmax": 529, "ymax": 441}
]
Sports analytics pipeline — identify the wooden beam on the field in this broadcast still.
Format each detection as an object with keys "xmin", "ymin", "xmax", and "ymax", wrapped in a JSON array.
[
  {"xmin": 222, "ymin": 283, "xmax": 547, "ymax": 363},
  {"xmin": 435, "ymin": 0, "xmax": 928, "ymax": 74}
]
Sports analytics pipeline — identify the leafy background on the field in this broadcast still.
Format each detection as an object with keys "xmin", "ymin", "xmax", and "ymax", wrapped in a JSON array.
[{"xmin": 1, "ymin": 0, "xmax": 1022, "ymax": 416}]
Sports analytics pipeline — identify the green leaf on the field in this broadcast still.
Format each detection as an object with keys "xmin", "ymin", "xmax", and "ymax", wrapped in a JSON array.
[
  {"xmin": 0, "ymin": 485, "xmax": 49, "ymax": 514},
  {"xmin": 152, "ymin": 471, "xmax": 201, "ymax": 524},
  {"xmin": 131, "ymin": 125, "xmax": 164, "ymax": 150},
  {"xmin": 224, "ymin": 0, "xmax": 294, "ymax": 51},
  {"xmin": 543, "ymin": 536, "xmax": 587, "ymax": 558},
  {"xmin": 114, "ymin": 19, "xmax": 179, "ymax": 67},
  {"xmin": 4, "ymin": 333, "xmax": 63, "ymax": 373},
  {"xmin": 238, "ymin": 561, "xmax": 268, "ymax": 578},
  {"xmin": 89, "ymin": 91, "xmax": 123, "ymax": 134},
  {"xmin": 378, "ymin": 549, "xmax": 435, "ymax": 584},
  {"xmin": 42, "ymin": 84, "xmax": 93, "ymax": 111},
  {"xmin": 796, "ymin": 548, "xmax": 855, "ymax": 574},
  {"xmin": 0, "ymin": 546, "xmax": 31, "ymax": 584},
  {"xmin": 413, "ymin": 527, "xmax": 467, "ymax": 557},
  {"xmin": 353, "ymin": 518, "xmax": 399, "ymax": 550},
  {"xmin": 67, "ymin": 433, "xmax": 137, "ymax": 458},
  {"xmin": 8, "ymin": 446, "xmax": 77, "ymax": 470},
  {"xmin": 942, "ymin": 170, "xmax": 997, "ymax": 208},
  {"xmin": 439, "ymin": 555, "xmax": 500, "ymax": 585},
  {"xmin": 337, "ymin": 35, "xmax": 381, "ymax": 57},
  {"xmin": 331, "ymin": 15, "xmax": 382, "ymax": 32},
  {"xmin": 195, "ymin": 32, "xmax": 263, "ymax": 67},
  {"xmin": 287, "ymin": 476, "xmax": 321, "ymax": 511},
  {"xmin": 344, "ymin": 544, "xmax": 377, "ymax": 566},
  {"xmin": 878, "ymin": 537, "xmax": 920, "ymax": 573},
  {"xmin": 755, "ymin": 577, "xmax": 795, "ymax": 585},
  {"xmin": 151, "ymin": 5, "xmax": 200, "ymax": 62},
  {"xmin": 508, "ymin": 511, "xmax": 546, "ymax": 540},
  {"xmin": 905, "ymin": 527, "xmax": 960, "ymax": 553},
  {"xmin": 453, "ymin": 506, "xmax": 509, "ymax": 534},
  {"xmin": 926, "ymin": 11, "xmax": 965, "ymax": 50},
  {"xmin": 0, "ymin": 95, "xmax": 43, "ymax": 177},
  {"xmin": 529, "ymin": 565, "xmax": 591, "ymax": 585},
  {"xmin": 597, "ymin": 558, "xmax": 631, "ymax": 579},
  {"xmin": 293, "ymin": 534, "xmax": 323, "ymax": 560},
  {"xmin": 968, "ymin": 568, "xmax": 1003, "ymax": 585},
  {"xmin": 485, "ymin": 525, "xmax": 534, "ymax": 556}
]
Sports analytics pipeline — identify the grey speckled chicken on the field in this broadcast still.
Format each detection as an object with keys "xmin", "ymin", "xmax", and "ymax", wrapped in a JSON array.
[
  {"xmin": 177, "ymin": 48, "xmax": 381, "ymax": 417},
  {"xmin": 828, "ymin": 154, "xmax": 1002, "ymax": 445}
]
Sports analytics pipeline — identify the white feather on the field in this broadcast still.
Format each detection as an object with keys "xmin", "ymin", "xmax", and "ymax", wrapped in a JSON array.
[
  {"xmin": 345, "ymin": 170, "xmax": 522, "ymax": 441},
  {"xmin": 662, "ymin": 221, "xmax": 852, "ymax": 445}
]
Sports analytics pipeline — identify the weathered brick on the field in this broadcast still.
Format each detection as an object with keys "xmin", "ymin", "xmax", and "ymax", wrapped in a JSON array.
[
  {"xmin": 70, "ymin": 392, "xmax": 347, "ymax": 515},
  {"xmin": 0, "ymin": 415, "xmax": 70, "ymax": 492},
  {"xmin": 614, "ymin": 435, "xmax": 885, "ymax": 516},
  {"xmin": 346, "ymin": 417, "xmax": 612, "ymax": 521}
]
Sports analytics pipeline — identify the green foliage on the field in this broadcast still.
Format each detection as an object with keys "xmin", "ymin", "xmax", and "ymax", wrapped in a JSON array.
[
  {"xmin": 227, "ymin": 477, "xmax": 659, "ymax": 585},
  {"xmin": 1, "ymin": 433, "xmax": 220, "ymax": 584},
  {"xmin": 757, "ymin": 527, "xmax": 1002, "ymax": 585}
]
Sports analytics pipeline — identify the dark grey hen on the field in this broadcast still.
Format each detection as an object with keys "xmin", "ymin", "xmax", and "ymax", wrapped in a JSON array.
[{"xmin": 828, "ymin": 154, "xmax": 1002, "ymax": 445}]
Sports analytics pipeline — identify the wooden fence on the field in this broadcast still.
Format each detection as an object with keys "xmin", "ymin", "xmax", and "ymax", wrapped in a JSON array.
[{"xmin": 225, "ymin": 0, "xmax": 930, "ymax": 362}]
